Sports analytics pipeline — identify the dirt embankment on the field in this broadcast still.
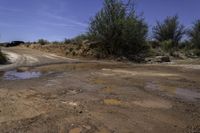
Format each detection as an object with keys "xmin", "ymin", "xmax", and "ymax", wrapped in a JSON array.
[
  {"xmin": 25, "ymin": 43, "xmax": 98, "ymax": 59},
  {"xmin": 23, "ymin": 43, "xmax": 145, "ymax": 62},
  {"xmin": 22, "ymin": 44, "xmax": 182, "ymax": 63}
]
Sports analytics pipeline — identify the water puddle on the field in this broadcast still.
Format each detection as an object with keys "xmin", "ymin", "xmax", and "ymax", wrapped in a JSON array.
[
  {"xmin": 1, "ymin": 63, "xmax": 113, "ymax": 81},
  {"xmin": 101, "ymin": 69, "xmax": 178, "ymax": 77},
  {"xmin": 3, "ymin": 70, "xmax": 42, "ymax": 80},
  {"xmin": 176, "ymin": 88, "xmax": 200, "ymax": 101},
  {"xmin": 146, "ymin": 82, "xmax": 200, "ymax": 101}
]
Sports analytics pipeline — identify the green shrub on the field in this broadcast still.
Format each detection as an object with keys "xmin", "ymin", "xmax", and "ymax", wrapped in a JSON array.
[
  {"xmin": 185, "ymin": 49, "xmax": 200, "ymax": 57},
  {"xmin": 161, "ymin": 40, "xmax": 174, "ymax": 52},
  {"xmin": 64, "ymin": 39, "xmax": 72, "ymax": 44},
  {"xmin": 71, "ymin": 34, "xmax": 88, "ymax": 45},
  {"xmin": 153, "ymin": 15, "xmax": 185, "ymax": 47},
  {"xmin": 88, "ymin": 0, "xmax": 148, "ymax": 58},
  {"xmin": 52, "ymin": 41, "xmax": 62, "ymax": 45},
  {"xmin": 0, "ymin": 50, "xmax": 7, "ymax": 64},
  {"xmin": 188, "ymin": 20, "xmax": 200, "ymax": 49},
  {"xmin": 193, "ymin": 49, "xmax": 200, "ymax": 56},
  {"xmin": 179, "ymin": 41, "xmax": 191, "ymax": 49},
  {"xmin": 148, "ymin": 41, "xmax": 160, "ymax": 49},
  {"xmin": 38, "ymin": 39, "xmax": 48, "ymax": 45}
]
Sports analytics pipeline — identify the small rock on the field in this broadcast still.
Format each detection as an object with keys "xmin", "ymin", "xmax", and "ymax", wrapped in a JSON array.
[
  {"xmin": 155, "ymin": 56, "xmax": 170, "ymax": 63},
  {"xmin": 83, "ymin": 125, "xmax": 91, "ymax": 130},
  {"xmin": 79, "ymin": 111, "xmax": 83, "ymax": 114},
  {"xmin": 116, "ymin": 56, "xmax": 128, "ymax": 62}
]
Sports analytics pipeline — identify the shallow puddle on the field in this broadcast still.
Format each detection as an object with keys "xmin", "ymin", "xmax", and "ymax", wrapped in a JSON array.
[
  {"xmin": 1, "ymin": 63, "xmax": 116, "ymax": 81},
  {"xmin": 176, "ymin": 88, "xmax": 200, "ymax": 101},
  {"xmin": 146, "ymin": 82, "xmax": 200, "ymax": 101},
  {"xmin": 3, "ymin": 70, "xmax": 42, "ymax": 80}
]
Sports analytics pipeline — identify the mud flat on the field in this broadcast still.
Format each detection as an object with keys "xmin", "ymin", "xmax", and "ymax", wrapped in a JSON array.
[
  {"xmin": 0, "ymin": 47, "xmax": 199, "ymax": 133},
  {"xmin": 0, "ymin": 62, "xmax": 199, "ymax": 133}
]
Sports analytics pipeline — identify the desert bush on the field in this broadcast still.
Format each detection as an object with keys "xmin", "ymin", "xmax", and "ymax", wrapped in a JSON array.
[
  {"xmin": 71, "ymin": 34, "xmax": 88, "ymax": 45},
  {"xmin": 88, "ymin": 0, "xmax": 148, "ymax": 58},
  {"xmin": 64, "ymin": 38, "xmax": 72, "ymax": 44},
  {"xmin": 148, "ymin": 41, "xmax": 160, "ymax": 49},
  {"xmin": 0, "ymin": 49, "xmax": 7, "ymax": 64},
  {"xmin": 38, "ymin": 39, "xmax": 49, "ymax": 45},
  {"xmin": 153, "ymin": 15, "xmax": 185, "ymax": 48},
  {"xmin": 184, "ymin": 49, "xmax": 200, "ymax": 58},
  {"xmin": 52, "ymin": 41, "xmax": 62, "ymax": 45},
  {"xmin": 193, "ymin": 49, "xmax": 200, "ymax": 56},
  {"xmin": 179, "ymin": 40, "xmax": 191, "ymax": 49},
  {"xmin": 160, "ymin": 40, "xmax": 174, "ymax": 53},
  {"xmin": 188, "ymin": 20, "xmax": 200, "ymax": 49}
]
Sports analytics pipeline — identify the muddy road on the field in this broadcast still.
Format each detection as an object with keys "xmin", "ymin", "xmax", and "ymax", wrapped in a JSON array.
[{"xmin": 0, "ymin": 47, "xmax": 199, "ymax": 133}]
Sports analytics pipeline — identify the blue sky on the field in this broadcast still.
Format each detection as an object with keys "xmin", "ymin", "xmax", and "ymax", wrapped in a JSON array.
[{"xmin": 0, "ymin": 0, "xmax": 199, "ymax": 42}]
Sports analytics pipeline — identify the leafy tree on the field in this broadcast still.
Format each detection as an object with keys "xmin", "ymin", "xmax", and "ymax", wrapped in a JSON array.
[
  {"xmin": 153, "ymin": 15, "xmax": 185, "ymax": 47},
  {"xmin": 188, "ymin": 20, "xmax": 200, "ymax": 49},
  {"xmin": 88, "ymin": 0, "xmax": 148, "ymax": 57}
]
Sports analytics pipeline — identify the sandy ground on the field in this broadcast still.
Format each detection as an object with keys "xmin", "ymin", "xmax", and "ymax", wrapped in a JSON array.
[{"xmin": 0, "ymin": 47, "xmax": 199, "ymax": 133}]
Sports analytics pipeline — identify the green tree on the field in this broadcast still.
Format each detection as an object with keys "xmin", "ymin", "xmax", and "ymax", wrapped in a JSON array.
[
  {"xmin": 153, "ymin": 15, "xmax": 185, "ymax": 47},
  {"xmin": 88, "ymin": 0, "xmax": 148, "ymax": 57},
  {"xmin": 188, "ymin": 20, "xmax": 200, "ymax": 49}
]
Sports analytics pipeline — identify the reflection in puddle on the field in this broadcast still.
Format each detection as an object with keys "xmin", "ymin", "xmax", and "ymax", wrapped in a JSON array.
[
  {"xmin": 176, "ymin": 88, "xmax": 200, "ymax": 101},
  {"xmin": 3, "ymin": 70, "xmax": 42, "ymax": 80},
  {"xmin": 102, "ymin": 69, "xmax": 178, "ymax": 77},
  {"xmin": 146, "ymin": 82, "xmax": 200, "ymax": 101}
]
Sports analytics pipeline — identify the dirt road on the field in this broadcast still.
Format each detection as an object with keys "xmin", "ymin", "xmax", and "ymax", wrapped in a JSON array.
[
  {"xmin": 0, "ymin": 47, "xmax": 80, "ymax": 71},
  {"xmin": 0, "ymin": 47, "xmax": 199, "ymax": 133}
]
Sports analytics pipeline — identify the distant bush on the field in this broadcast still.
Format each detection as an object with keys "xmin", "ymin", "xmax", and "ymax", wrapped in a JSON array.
[
  {"xmin": 38, "ymin": 39, "xmax": 49, "ymax": 45},
  {"xmin": 0, "ymin": 50, "xmax": 7, "ymax": 64},
  {"xmin": 64, "ymin": 39, "xmax": 72, "ymax": 44},
  {"xmin": 88, "ymin": 0, "xmax": 148, "ymax": 58},
  {"xmin": 188, "ymin": 20, "xmax": 200, "ymax": 49},
  {"xmin": 153, "ymin": 15, "xmax": 185, "ymax": 48},
  {"xmin": 52, "ymin": 41, "xmax": 62, "ymax": 45}
]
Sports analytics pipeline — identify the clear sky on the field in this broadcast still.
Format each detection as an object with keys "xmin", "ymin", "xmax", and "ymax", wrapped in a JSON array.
[{"xmin": 0, "ymin": 0, "xmax": 199, "ymax": 42}]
